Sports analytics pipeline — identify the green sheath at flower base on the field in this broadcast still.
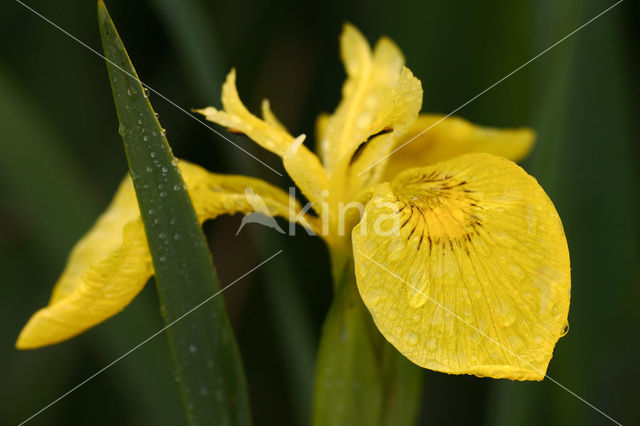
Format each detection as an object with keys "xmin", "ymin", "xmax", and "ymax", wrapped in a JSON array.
[
  {"xmin": 313, "ymin": 260, "xmax": 383, "ymax": 426},
  {"xmin": 97, "ymin": 2, "xmax": 250, "ymax": 425}
]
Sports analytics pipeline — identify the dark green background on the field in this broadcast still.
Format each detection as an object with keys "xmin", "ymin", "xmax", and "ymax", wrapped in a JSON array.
[{"xmin": 1, "ymin": 0, "xmax": 638, "ymax": 425}]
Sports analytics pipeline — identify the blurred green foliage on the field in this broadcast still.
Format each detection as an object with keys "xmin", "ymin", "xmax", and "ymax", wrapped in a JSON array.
[{"xmin": 1, "ymin": 0, "xmax": 638, "ymax": 425}]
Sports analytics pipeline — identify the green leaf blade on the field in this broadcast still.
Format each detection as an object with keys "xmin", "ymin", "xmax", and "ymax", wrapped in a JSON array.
[{"xmin": 97, "ymin": 2, "xmax": 251, "ymax": 425}]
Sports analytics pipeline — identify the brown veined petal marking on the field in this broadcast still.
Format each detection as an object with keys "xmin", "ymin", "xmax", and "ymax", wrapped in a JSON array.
[{"xmin": 352, "ymin": 153, "xmax": 570, "ymax": 380}]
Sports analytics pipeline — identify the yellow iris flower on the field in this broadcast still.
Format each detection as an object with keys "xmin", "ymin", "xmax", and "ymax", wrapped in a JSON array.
[{"xmin": 17, "ymin": 24, "xmax": 570, "ymax": 381}]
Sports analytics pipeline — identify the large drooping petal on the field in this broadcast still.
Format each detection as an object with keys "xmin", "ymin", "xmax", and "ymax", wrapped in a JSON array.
[
  {"xmin": 195, "ymin": 70, "xmax": 329, "ymax": 210},
  {"xmin": 382, "ymin": 114, "xmax": 535, "ymax": 181},
  {"xmin": 320, "ymin": 24, "xmax": 422, "ymax": 184},
  {"xmin": 16, "ymin": 161, "xmax": 318, "ymax": 349},
  {"xmin": 352, "ymin": 153, "xmax": 570, "ymax": 380}
]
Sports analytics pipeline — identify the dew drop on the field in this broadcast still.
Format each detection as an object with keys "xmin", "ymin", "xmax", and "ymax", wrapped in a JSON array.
[
  {"xmin": 426, "ymin": 338, "xmax": 437, "ymax": 352},
  {"xmin": 143, "ymin": 136, "xmax": 149, "ymax": 142},
  {"xmin": 143, "ymin": 87, "xmax": 150, "ymax": 97},
  {"xmin": 148, "ymin": 208, "xmax": 155, "ymax": 215},
  {"xmin": 146, "ymin": 166, "xmax": 153, "ymax": 172},
  {"xmin": 150, "ymin": 152, "xmax": 157, "ymax": 158},
  {"xmin": 127, "ymin": 87, "xmax": 134, "ymax": 96},
  {"xmin": 560, "ymin": 322, "xmax": 569, "ymax": 336},
  {"xmin": 407, "ymin": 287, "xmax": 428, "ymax": 308},
  {"xmin": 404, "ymin": 331, "xmax": 419, "ymax": 346}
]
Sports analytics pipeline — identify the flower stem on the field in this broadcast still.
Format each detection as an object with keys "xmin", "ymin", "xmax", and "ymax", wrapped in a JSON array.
[
  {"xmin": 313, "ymin": 248, "xmax": 424, "ymax": 426},
  {"xmin": 313, "ymin": 255, "xmax": 383, "ymax": 426}
]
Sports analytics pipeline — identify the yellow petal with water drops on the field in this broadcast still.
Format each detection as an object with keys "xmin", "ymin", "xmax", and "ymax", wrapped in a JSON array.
[
  {"xmin": 352, "ymin": 153, "xmax": 570, "ymax": 380},
  {"xmin": 346, "ymin": 67, "xmax": 422, "ymax": 194},
  {"xmin": 195, "ymin": 70, "xmax": 329, "ymax": 208},
  {"xmin": 383, "ymin": 114, "xmax": 535, "ymax": 181},
  {"xmin": 16, "ymin": 161, "xmax": 318, "ymax": 349},
  {"xmin": 321, "ymin": 24, "xmax": 421, "ymax": 175}
]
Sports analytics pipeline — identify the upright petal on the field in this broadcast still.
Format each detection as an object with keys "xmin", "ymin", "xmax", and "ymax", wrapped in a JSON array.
[
  {"xmin": 17, "ymin": 161, "xmax": 318, "ymax": 349},
  {"xmin": 352, "ymin": 154, "xmax": 570, "ymax": 380},
  {"xmin": 383, "ymin": 114, "xmax": 535, "ymax": 180},
  {"xmin": 346, "ymin": 67, "xmax": 422, "ymax": 194},
  {"xmin": 321, "ymin": 24, "xmax": 422, "ymax": 179}
]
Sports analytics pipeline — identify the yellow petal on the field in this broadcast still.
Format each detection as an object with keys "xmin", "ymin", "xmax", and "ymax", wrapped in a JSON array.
[
  {"xmin": 282, "ymin": 134, "xmax": 330, "ymax": 216},
  {"xmin": 346, "ymin": 67, "xmax": 422, "ymax": 194},
  {"xmin": 322, "ymin": 24, "xmax": 422, "ymax": 177},
  {"xmin": 352, "ymin": 153, "xmax": 570, "ymax": 380},
  {"xmin": 195, "ymin": 69, "xmax": 292, "ymax": 157},
  {"xmin": 16, "ymin": 179, "xmax": 151, "ymax": 349},
  {"xmin": 17, "ymin": 161, "xmax": 318, "ymax": 349},
  {"xmin": 261, "ymin": 98, "xmax": 288, "ymax": 133},
  {"xmin": 383, "ymin": 114, "xmax": 535, "ymax": 181},
  {"xmin": 196, "ymin": 70, "xmax": 329, "ymax": 208}
]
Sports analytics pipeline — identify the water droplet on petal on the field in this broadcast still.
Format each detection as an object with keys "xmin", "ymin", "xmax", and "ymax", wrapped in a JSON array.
[
  {"xmin": 426, "ymin": 338, "xmax": 437, "ymax": 352},
  {"xmin": 404, "ymin": 331, "xmax": 419, "ymax": 346}
]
